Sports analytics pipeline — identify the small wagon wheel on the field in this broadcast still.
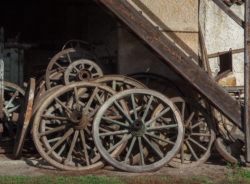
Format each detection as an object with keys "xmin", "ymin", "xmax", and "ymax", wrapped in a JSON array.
[
  {"xmin": 45, "ymin": 48, "xmax": 97, "ymax": 89},
  {"xmin": 168, "ymin": 97, "xmax": 215, "ymax": 168},
  {"xmin": 1, "ymin": 81, "xmax": 25, "ymax": 138},
  {"xmin": 93, "ymin": 89, "xmax": 183, "ymax": 172},
  {"xmin": 64, "ymin": 59, "xmax": 103, "ymax": 85},
  {"xmin": 93, "ymin": 75, "xmax": 147, "ymax": 91},
  {"xmin": 32, "ymin": 82, "xmax": 120, "ymax": 171},
  {"xmin": 13, "ymin": 78, "xmax": 35, "ymax": 158}
]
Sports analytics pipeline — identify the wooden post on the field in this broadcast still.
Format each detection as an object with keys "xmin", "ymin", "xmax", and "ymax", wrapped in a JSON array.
[{"xmin": 245, "ymin": 0, "xmax": 250, "ymax": 163}]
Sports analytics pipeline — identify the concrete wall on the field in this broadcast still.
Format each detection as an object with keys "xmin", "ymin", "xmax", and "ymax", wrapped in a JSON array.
[
  {"xmin": 199, "ymin": 0, "xmax": 244, "ymax": 86},
  {"xmin": 118, "ymin": 0, "xmax": 199, "ymax": 80}
]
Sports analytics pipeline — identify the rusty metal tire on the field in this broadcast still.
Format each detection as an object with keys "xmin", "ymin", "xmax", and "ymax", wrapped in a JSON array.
[
  {"xmin": 32, "ymin": 82, "xmax": 121, "ymax": 171},
  {"xmin": 168, "ymin": 97, "xmax": 215, "ymax": 168},
  {"xmin": 13, "ymin": 78, "xmax": 35, "ymax": 159},
  {"xmin": 93, "ymin": 89, "xmax": 184, "ymax": 172}
]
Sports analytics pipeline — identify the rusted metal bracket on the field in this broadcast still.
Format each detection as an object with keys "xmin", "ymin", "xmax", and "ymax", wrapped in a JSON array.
[
  {"xmin": 98, "ymin": 0, "xmax": 242, "ymax": 129},
  {"xmin": 212, "ymin": 0, "xmax": 245, "ymax": 28}
]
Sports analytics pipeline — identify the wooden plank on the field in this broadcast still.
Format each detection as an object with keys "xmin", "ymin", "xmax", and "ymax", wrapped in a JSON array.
[
  {"xmin": 244, "ymin": 0, "xmax": 250, "ymax": 163},
  {"xmin": 208, "ymin": 48, "xmax": 244, "ymax": 58},
  {"xmin": 98, "ymin": 0, "xmax": 242, "ymax": 129},
  {"xmin": 212, "ymin": 0, "xmax": 244, "ymax": 28}
]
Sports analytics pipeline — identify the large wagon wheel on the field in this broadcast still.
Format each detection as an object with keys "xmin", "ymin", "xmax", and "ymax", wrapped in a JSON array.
[
  {"xmin": 13, "ymin": 78, "xmax": 35, "ymax": 158},
  {"xmin": 64, "ymin": 59, "xmax": 103, "ymax": 85},
  {"xmin": 168, "ymin": 97, "xmax": 215, "ymax": 168},
  {"xmin": 45, "ymin": 48, "xmax": 98, "ymax": 89},
  {"xmin": 32, "ymin": 82, "xmax": 119, "ymax": 171},
  {"xmin": 93, "ymin": 89, "xmax": 183, "ymax": 172},
  {"xmin": 93, "ymin": 75, "xmax": 146, "ymax": 91},
  {"xmin": 0, "ymin": 81, "xmax": 25, "ymax": 138}
]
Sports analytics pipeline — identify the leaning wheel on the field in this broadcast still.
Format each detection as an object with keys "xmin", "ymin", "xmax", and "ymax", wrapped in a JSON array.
[
  {"xmin": 1, "ymin": 81, "xmax": 25, "ymax": 138},
  {"xmin": 93, "ymin": 75, "xmax": 146, "ymax": 91},
  {"xmin": 45, "ymin": 48, "xmax": 97, "ymax": 89},
  {"xmin": 168, "ymin": 97, "xmax": 215, "ymax": 168},
  {"xmin": 93, "ymin": 89, "xmax": 183, "ymax": 172},
  {"xmin": 32, "ymin": 82, "xmax": 117, "ymax": 171},
  {"xmin": 64, "ymin": 59, "xmax": 103, "ymax": 85},
  {"xmin": 13, "ymin": 78, "xmax": 35, "ymax": 158}
]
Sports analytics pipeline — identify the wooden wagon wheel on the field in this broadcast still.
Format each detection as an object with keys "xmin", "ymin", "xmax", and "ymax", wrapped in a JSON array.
[
  {"xmin": 168, "ymin": 97, "xmax": 215, "ymax": 168},
  {"xmin": 64, "ymin": 59, "xmax": 103, "ymax": 85},
  {"xmin": 0, "ymin": 81, "xmax": 25, "ymax": 138},
  {"xmin": 93, "ymin": 75, "xmax": 147, "ymax": 91},
  {"xmin": 61, "ymin": 40, "xmax": 93, "ymax": 51},
  {"xmin": 32, "ymin": 82, "xmax": 121, "ymax": 171},
  {"xmin": 13, "ymin": 78, "xmax": 35, "ymax": 159},
  {"xmin": 45, "ymin": 48, "xmax": 97, "ymax": 89},
  {"xmin": 93, "ymin": 89, "xmax": 183, "ymax": 172}
]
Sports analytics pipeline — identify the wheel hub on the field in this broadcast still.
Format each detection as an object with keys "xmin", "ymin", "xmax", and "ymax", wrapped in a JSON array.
[
  {"xmin": 131, "ymin": 119, "xmax": 145, "ymax": 136},
  {"xmin": 69, "ymin": 111, "xmax": 90, "ymax": 130},
  {"xmin": 78, "ymin": 70, "xmax": 92, "ymax": 81}
]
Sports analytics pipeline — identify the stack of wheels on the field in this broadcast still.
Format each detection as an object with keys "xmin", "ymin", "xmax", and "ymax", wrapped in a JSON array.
[
  {"xmin": 0, "ymin": 81, "xmax": 25, "ymax": 143},
  {"xmin": 130, "ymin": 73, "xmax": 216, "ymax": 168}
]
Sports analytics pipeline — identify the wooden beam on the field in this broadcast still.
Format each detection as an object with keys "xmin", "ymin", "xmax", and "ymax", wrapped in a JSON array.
[
  {"xmin": 244, "ymin": 0, "xmax": 250, "ymax": 163},
  {"xmin": 208, "ymin": 48, "xmax": 244, "ymax": 58},
  {"xmin": 212, "ymin": 0, "xmax": 245, "ymax": 28},
  {"xmin": 98, "ymin": 0, "xmax": 242, "ymax": 129}
]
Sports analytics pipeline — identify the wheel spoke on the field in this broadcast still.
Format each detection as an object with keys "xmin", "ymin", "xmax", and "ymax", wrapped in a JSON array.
[
  {"xmin": 186, "ymin": 112, "xmax": 195, "ymax": 127},
  {"xmin": 55, "ymin": 97, "xmax": 72, "ymax": 114},
  {"xmin": 191, "ymin": 133, "xmax": 211, "ymax": 137},
  {"xmin": 181, "ymin": 142, "xmax": 184, "ymax": 163},
  {"xmin": 124, "ymin": 137, "xmax": 136, "ymax": 163},
  {"xmin": 191, "ymin": 121, "xmax": 204, "ymax": 129},
  {"xmin": 186, "ymin": 140, "xmax": 199, "ymax": 160},
  {"xmin": 112, "ymin": 80, "xmax": 117, "ymax": 91},
  {"xmin": 189, "ymin": 138, "xmax": 207, "ymax": 151},
  {"xmin": 114, "ymin": 100, "xmax": 133, "ymax": 124},
  {"xmin": 142, "ymin": 135, "xmax": 163, "ymax": 158},
  {"xmin": 80, "ymin": 130, "xmax": 90, "ymax": 165},
  {"xmin": 46, "ymin": 128, "xmax": 74, "ymax": 155},
  {"xmin": 131, "ymin": 94, "xmax": 138, "ymax": 119},
  {"xmin": 41, "ymin": 115, "xmax": 68, "ymax": 121},
  {"xmin": 145, "ymin": 132, "xmax": 175, "ymax": 145},
  {"xmin": 107, "ymin": 134, "xmax": 132, "ymax": 153},
  {"xmin": 5, "ymin": 90, "xmax": 18, "ymax": 109},
  {"xmin": 100, "ymin": 129, "xmax": 129, "ymax": 137},
  {"xmin": 65, "ymin": 130, "xmax": 79, "ymax": 164},
  {"xmin": 147, "ymin": 124, "xmax": 177, "ymax": 131},
  {"xmin": 138, "ymin": 137, "xmax": 145, "ymax": 166},
  {"xmin": 102, "ymin": 117, "xmax": 130, "ymax": 128},
  {"xmin": 142, "ymin": 95, "xmax": 153, "ymax": 122},
  {"xmin": 39, "ymin": 125, "xmax": 67, "ymax": 137},
  {"xmin": 145, "ymin": 107, "xmax": 170, "ymax": 126},
  {"xmin": 54, "ymin": 62, "xmax": 66, "ymax": 71},
  {"xmin": 84, "ymin": 87, "xmax": 99, "ymax": 112},
  {"xmin": 66, "ymin": 53, "xmax": 72, "ymax": 63},
  {"xmin": 73, "ymin": 87, "xmax": 80, "ymax": 111}
]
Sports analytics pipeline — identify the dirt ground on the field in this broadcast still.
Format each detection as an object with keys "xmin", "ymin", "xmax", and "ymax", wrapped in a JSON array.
[{"xmin": 0, "ymin": 154, "xmax": 246, "ymax": 179}]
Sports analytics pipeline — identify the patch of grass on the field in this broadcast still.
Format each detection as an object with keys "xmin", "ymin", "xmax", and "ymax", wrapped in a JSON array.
[{"xmin": 0, "ymin": 176, "xmax": 124, "ymax": 184}]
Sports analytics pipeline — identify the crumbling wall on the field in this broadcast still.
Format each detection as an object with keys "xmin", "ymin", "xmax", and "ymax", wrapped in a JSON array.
[{"xmin": 199, "ymin": 0, "xmax": 244, "ymax": 86}]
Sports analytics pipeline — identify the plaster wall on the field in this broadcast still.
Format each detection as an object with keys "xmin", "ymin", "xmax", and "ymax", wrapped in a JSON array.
[
  {"xmin": 118, "ymin": 0, "xmax": 199, "ymax": 78},
  {"xmin": 199, "ymin": 0, "xmax": 245, "ymax": 85}
]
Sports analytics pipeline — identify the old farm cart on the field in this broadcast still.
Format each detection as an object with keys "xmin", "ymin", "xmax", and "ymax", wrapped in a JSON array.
[{"xmin": 96, "ymin": 0, "xmax": 250, "ymax": 165}]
